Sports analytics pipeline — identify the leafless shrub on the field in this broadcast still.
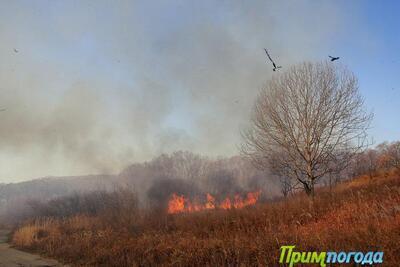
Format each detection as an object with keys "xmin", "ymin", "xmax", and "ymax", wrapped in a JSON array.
[
  {"xmin": 27, "ymin": 189, "xmax": 138, "ymax": 220},
  {"xmin": 203, "ymin": 169, "xmax": 242, "ymax": 199},
  {"xmin": 146, "ymin": 178, "xmax": 202, "ymax": 208}
]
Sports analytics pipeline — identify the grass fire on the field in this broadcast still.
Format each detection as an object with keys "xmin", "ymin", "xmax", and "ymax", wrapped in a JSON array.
[{"xmin": 167, "ymin": 191, "xmax": 261, "ymax": 214}]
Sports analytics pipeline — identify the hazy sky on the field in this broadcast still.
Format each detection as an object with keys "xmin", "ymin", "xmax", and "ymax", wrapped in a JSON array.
[{"xmin": 0, "ymin": 0, "xmax": 399, "ymax": 182}]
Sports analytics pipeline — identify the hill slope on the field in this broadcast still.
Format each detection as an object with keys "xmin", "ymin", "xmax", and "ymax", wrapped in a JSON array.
[{"xmin": 11, "ymin": 173, "xmax": 400, "ymax": 266}]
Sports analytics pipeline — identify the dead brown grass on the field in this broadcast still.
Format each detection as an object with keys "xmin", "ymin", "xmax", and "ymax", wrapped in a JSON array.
[{"xmin": 12, "ymin": 174, "xmax": 400, "ymax": 266}]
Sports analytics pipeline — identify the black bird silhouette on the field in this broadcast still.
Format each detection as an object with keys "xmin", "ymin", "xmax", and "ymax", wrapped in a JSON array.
[
  {"xmin": 329, "ymin": 55, "xmax": 339, "ymax": 61},
  {"xmin": 264, "ymin": 49, "xmax": 282, "ymax": 71}
]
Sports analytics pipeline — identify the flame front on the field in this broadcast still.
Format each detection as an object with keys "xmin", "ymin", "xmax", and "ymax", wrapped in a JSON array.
[{"xmin": 167, "ymin": 191, "xmax": 261, "ymax": 214}]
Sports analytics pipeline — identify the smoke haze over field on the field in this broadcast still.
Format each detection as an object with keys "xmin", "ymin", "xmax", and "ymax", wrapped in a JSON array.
[{"xmin": 0, "ymin": 1, "xmax": 398, "ymax": 182}]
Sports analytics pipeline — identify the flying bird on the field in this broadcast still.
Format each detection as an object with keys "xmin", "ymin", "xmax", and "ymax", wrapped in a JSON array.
[
  {"xmin": 329, "ymin": 55, "xmax": 340, "ymax": 61},
  {"xmin": 264, "ymin": 49, "xmax": 282, "ymax": 71},
  {"xmin": 13, "ymin": 48, "xmax": 18, "ymax": 53}
]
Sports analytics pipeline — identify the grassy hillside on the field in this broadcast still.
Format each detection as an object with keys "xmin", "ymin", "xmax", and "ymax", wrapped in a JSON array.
[
  {"xmin": 12, "ymin": 173, "xmax": 400, "ymax": 266},
  {"xmin": 0, "ymin": 175, "xmax": 116, "ymax": 224}
]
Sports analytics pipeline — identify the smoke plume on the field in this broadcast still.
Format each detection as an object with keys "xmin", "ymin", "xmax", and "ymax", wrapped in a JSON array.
[{"xmin": 0, "ymin": 1, "xmax": 364, "ymax": 181}]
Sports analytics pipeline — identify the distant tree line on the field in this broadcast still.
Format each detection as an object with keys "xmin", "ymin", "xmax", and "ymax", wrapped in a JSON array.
[{"xmin": 352, "ymin": 141, "xmax": 400, "ymax": 179}]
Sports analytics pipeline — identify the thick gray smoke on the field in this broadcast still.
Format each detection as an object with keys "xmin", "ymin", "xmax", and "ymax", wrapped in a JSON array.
[{"xmin": 0, "ymin": 1, "xmax": 363, "ymax": 182}]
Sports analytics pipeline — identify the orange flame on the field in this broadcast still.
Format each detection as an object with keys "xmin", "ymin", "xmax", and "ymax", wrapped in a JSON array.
[
  {"xmin": 167, "ymin": 194, "xmax": 186, "ymax": 214},
  {"xmin": 167, "ymin": 191, "xmax": 261, "ymax": 214}
]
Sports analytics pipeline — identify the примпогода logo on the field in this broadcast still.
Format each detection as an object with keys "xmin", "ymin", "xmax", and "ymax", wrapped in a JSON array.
[{"xmin": 279, "ymin": 245, "xmax": 384, "ymax": 266}]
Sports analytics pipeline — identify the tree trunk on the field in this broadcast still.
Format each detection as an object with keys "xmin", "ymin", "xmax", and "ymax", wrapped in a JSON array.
[{"xmin": 303, "ymin": 182, "xmax": 314, "ymax": 197}]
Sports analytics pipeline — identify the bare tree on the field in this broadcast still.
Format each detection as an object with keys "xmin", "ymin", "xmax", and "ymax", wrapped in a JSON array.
[
  {"xmin": 170, "ymin": 151, "xmax": 209, "ymax": 182},
  {"xmin": 365, "ymin": 149, "xmax": 379, "ymax": 179},
  {"xmin": 150, "ymin": 151, "xmax": 208, "ymax": 182},
  {"xmin": 279, "ymin": 175, "xmax": 296, "ymax": 198},
  {"xmin": 242, "ymin": 62, "xmax": 372, "ymax": 196}
]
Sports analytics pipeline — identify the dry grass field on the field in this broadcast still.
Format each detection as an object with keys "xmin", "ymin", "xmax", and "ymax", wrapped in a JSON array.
[{"xmin": 12, "ymin": 173, "xmax": 400, "ymax": 266}]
